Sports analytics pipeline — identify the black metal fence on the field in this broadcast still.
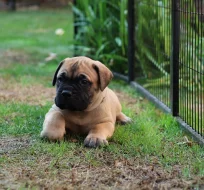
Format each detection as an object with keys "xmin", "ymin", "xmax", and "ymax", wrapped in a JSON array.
[
  {"xmin": 125, "ymin": 0, "xmax": 204, "ymax": 144},
  {"xmin": 74, "ymin": 0, "xmax": 204, "ymax": 144}
]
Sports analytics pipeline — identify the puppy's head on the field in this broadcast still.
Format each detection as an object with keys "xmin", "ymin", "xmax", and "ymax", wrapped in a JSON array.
[{"xmin": 52, "ymin": 56, "xmax": 113, "ymax": 111}]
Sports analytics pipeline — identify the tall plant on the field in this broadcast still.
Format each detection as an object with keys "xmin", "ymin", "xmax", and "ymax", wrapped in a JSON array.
[
  {"xmin": 73, "ymin": 0, "xmax": 128, "ymax": 74},
  {"xmin": 136, "ymin": 0, "xmax": 171, "ymax": 82}
]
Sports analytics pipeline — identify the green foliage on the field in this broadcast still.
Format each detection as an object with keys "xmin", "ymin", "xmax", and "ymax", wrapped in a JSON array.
[{"xmin": 73, "ymin": 0, "xmax": 128, "ymax": 73}]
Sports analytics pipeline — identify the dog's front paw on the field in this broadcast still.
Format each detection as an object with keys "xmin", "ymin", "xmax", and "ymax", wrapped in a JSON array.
[
  {"xmin": 84, "ymin": 136, "xmax": 108, "ymax": 148},
  {"xmin": 40, "ymin": 129, "xmax": 64, "ymax": 141}
]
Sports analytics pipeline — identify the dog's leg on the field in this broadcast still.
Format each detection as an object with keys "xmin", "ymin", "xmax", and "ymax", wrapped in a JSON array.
[
  {"xmin": 84, "ymin": 122, "xmax": 114, "ymax": 148},
  {"xmin": 41, "ymin": 111, "xmax": 66, "ymax": 141},
  {"xmin": 116, "ymin": 112, "xmax": 132, "ymax": 125}
]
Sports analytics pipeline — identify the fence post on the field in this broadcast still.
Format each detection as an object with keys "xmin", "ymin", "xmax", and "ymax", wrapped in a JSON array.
[
  {"xmin": 170, "ymin": 0, "xmax": 180, "ymax": 116},
  {"xmin": 128, "ymin": 0, "xmax": 135, "ymax": 82}
]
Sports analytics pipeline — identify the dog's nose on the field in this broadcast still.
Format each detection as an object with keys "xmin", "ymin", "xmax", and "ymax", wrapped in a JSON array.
[{"xmin": 61, "ymin": 90, "xmax": 72, "ymax": 97}]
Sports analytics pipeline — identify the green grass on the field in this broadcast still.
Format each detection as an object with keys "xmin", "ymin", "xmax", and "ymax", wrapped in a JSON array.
[
  {"xmin": 0, "ymin": 8, "xmax": 203, "ymax": 189},
  {"xmin": 0, "ymin": 103, "xmax": 47, "ymax": 136},
  {"xmin": 0, "ymin": 9, "xmax": 74, "ymax": 86},
  {"xmin": 0, "ymin": 10, "xmax": 73, "ymax": 56}
]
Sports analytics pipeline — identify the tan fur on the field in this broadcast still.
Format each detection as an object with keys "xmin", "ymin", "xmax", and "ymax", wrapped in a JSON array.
[{"xmin": 41, "ymin": 56, "xmax": 131, "ymax": 147}]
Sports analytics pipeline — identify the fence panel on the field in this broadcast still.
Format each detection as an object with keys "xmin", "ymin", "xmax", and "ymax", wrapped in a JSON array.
[
  {"xmin": 134, "ymin": 0, "xmax": 172, "ymax": 108},
  {"xmin": 178, "ymin": 0, "xmax": 204, "ymax": 138},
  {"xmin": 133, "ymin": 0, "xmax": 203, "ymax": 143}
]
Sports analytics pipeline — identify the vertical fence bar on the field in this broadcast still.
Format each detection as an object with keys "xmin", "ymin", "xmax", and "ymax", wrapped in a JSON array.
[
  {"xmin": 201, "ymin": 1, "xmax": 203, "ymax": 137},
  {"xmin": 73, "ymin": 0, "xmax": 78, "ymax": 37},
  {"xmin": 8, "ymin": 0, "xmax": 16, "ymax": 11},
  {"xmin": 128, "ymin": 0, "xmax": 135, "ymax": 82},
  {"xmin": 170, "ymin": 0, "xmax": 180, "ymax": 116},
  {"xmin": 73, "ymin": 0, "xmax": 78, "ymax": 56}
]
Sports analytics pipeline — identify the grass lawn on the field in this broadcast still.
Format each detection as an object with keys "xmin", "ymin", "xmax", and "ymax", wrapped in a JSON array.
[{"xmin": 0, "ymin": 8, "xmax": 203, "ymax": 190}]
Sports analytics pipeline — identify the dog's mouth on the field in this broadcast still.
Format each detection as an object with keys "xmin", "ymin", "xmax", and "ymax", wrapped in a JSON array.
[
  {"xmin": 55, "ymin": 94, "xmax": 90, "ymax": 111},
  {"xmin": 55, "ymin": 103, "xmax": 87, "ymax": 111}
]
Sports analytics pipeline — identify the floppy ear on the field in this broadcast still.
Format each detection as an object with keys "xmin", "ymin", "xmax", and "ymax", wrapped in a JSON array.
[
  {"xmin": 52, "ymin": 61, "xmax": 64, "ymax": 86},
  {"xmin": 92, "ymin": 61, "xmax": 113, "ymax": 91}
]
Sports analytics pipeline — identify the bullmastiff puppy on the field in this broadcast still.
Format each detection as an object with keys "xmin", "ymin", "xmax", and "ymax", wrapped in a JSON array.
[{"xmin": 41, "ymin": 56, "xmax": 131, "ymax": 148}]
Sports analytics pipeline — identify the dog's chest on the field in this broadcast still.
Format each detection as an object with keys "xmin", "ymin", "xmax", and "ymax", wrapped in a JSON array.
[
  {"xmin": 62, "ymin": 112, "xmax": 95, "ymax": 134},
  {"xmin": 69, "ymin": 112, "xmax": 87, "ymax": 125},
  {"xmin": 62, "ymin": 110, "xmax": 96, "ymax": 126}
]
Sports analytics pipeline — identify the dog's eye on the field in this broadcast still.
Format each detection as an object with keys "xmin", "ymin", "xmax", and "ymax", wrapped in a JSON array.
[
  {"xmin": 81, "ymin": 79, "xmax": 88, "ymax": 85},
  {"xmin": 57, "ymin": 77, "xmax": 63, "ymax": 82}
]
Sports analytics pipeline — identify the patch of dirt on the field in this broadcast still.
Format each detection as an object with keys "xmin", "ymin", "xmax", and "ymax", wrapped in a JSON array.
[
  {"xmin": 1, "ymin": 148, "xmax": 203, "ymax": 190},
  {"xmin": 0, "ymin": 135, "xmax": 203, "ymax": 190},
  {"xmin": 0, "ymin": 136, "xmax": 32, "ymax": 154},
  {"xmin": 0, "ymin": 50, "xmax": 30, "ymax": 67},
  {"xmin": 0, "ymin": 136, "xmax": 34, "ymax": 189},
  {"xmin": 115, "ymin": 90, "xmax": 138, "ymax": 106},
  {"xmin": 115, "ymin": 90, "xmax": 146, "ymax": 115},
  {"xmin": 0, "ymin": 78, "xmax": 55, "ymax": 105}
]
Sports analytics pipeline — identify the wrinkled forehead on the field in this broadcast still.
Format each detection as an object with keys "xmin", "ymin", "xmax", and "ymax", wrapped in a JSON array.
[{"xmin": 58, "ymin": 58, "xmax": 97, "ymax": 82}]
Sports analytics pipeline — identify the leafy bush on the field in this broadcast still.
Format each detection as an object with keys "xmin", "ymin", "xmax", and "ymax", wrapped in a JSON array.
[{"xmin": 73, "ymin": 0, "xmax": 128, "ymax": 74}]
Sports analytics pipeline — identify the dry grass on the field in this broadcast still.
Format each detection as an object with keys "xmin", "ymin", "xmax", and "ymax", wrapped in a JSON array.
[
  {"xmin": 1, "ymin": 136, "xmax": 203, "ymax": 190},
  {"xmin": 0, "ymin": 50, "xmax": 30, "ymax": 67},
  {"xmin": 0, "ymin": 77, "xmax": 55, "ymax": 105}
]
